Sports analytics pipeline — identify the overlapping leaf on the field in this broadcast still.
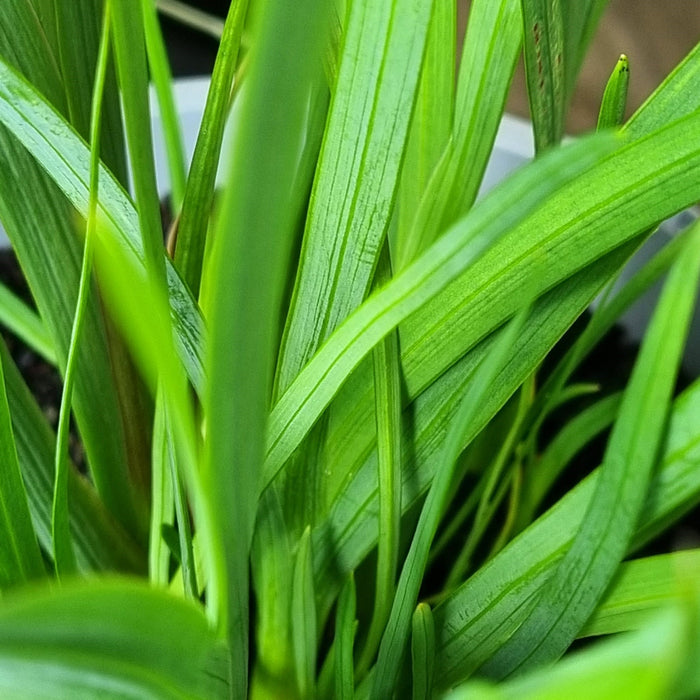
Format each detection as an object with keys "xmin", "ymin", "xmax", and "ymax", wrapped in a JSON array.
[{"xmin": 0, "ymin": 579, "xmax": 229, "ymax": 699}]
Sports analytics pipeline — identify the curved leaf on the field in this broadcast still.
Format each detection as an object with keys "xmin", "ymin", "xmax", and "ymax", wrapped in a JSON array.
[{"xmin": 0, "ymin": 579, "xmax": 229, "ymax": 699}]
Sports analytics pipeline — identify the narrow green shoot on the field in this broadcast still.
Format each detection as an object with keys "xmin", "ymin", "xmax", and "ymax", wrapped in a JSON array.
[
  {"xmin": 141, "ymin": 0, "xmax": 187, "ymax": 210},
  {"xmin": 334, "ymin": 574, "xmax": 357, "ymax": 700},
  {"xmin": 597, "ymin": 54, "xmax": 630, "ymax": 130},
  {"xmin": 292, "ymin": 527, "xmax": 317, "ymax": 700},
  {"xmin": 111, "ymin": 0, "xmax": 168, "ymax": 292},
  {"xmin": 445, "ymin": 378, "xmax": 532, "ymax": 588},
  {"xmin": 411, "ymin": 603, "xmax": 436, "ymax": 700},
  {"xmin": 357, "ymin": 247, "xmax": 402, "ymax": 675},
  {"xmin": 517, "ymin": 392, "xmax": 622, "ymax": 530},
  {"xmin": 53, "ymin": 0, "xmax": 113, "ymax": 577},
  {"xmin": 174, "ymin": 0, "xmax": 249, "ymax": 297},
  {"xmin": 148, "ymin": 391, "xmax": 174, "ymax": 586},
  {"xmin": 371, "ymin": 307, "xmax": 530, "ymax": 697},
  {"xmin": 200, "ymin": 1, "xmax": 327, "ymax": 693}
]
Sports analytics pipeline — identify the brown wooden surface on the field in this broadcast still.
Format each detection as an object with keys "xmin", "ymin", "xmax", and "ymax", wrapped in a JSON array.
[{"xmin": 460, "ymin": 0, "xmax": 700, "ymax": 133}]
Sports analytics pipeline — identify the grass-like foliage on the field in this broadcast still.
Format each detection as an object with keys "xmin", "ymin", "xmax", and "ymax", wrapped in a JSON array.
[{"xmin": 0, "ymin": 0, "xmax": 698, "ymax": 697}]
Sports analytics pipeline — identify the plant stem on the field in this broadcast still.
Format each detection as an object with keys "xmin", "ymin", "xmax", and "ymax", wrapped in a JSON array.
[{"xmin": 53, "ymin": 0, "xmax": 113, "ymax": 577}]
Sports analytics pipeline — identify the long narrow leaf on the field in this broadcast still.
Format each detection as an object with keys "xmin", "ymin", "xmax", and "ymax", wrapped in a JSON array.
[
  {"xmin": 582, "ymin": 550, "xmax": 700, "ymax": 638},
  {"xmin": 394, "ymin": 0, "xmax": 454, "ymax": 263},
  {"xmin": 141, "ymin": 0, "xmax": 187, "ymax": 209},
  {"xmin": 520, "ymin": 0, "xmax": 565, "ymax": 151},
  {"xmin": 0, "ymin": 5, "xmax": 148, "ymax": 544},
  {"xmin": 0, "ymin": 340, "xmax": 145, "ymax": 574},
  {"xmin": 53, "ymin": 0, "xmax": 113, "ymax": 578},
  {"xmin": 0, "ymin": 55, "xmax": 205, "ymax": 394},
  {"xmin": 334, "ymin": 574, "xmax": 357, "ymax": 700},
  {"xmin": 201, "ymin": 1, "xmax": 327, "ymax": 693},
  {"xmin": 0, "ymin": 351, "xmax": 44, "ymax": 587},
  {"xmin": 292, "ymin": 527, "xmax": 317, "ymax": 699},
  {"xmin": 480, "ymin": 222, "xmax": 700, "ymax": 679},
  {"xmin": 372, "ymin": 307, "xmax": 529, "ymax": 697},
  {"xmin": 111, "ymin": 0, "xmax": 167, "ymax": 290},
  {"xmin": 173, "ymin": 0, "xmax": 248, "ymax": 297},
  {"xmin": 357, "ymin": 248, "xmax": 403, "ymax": 674},
  {"xmin": 395, "ymin": 0, "xmax": 522, "ymax": 269},
  {"xmin": 445, "ymin": 604, "xmax": 698, "ymax": 700},
  {"xmin": 53, "ymin": 0, "xmax": 128, "ymax": 184},
  {"xmin": 275, "ymin": 0, "xmax": 434, "ymax": 395},
  {"xmin": 430, "ymin": 375, "xmax": 700, "ymax": 691},
  {"xmin": 264, "ymin": 133, "xmax": 617, "ymax": 488}
]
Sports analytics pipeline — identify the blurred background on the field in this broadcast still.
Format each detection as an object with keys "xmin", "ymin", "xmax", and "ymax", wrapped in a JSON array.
[{"xmin": 158, "ymin": 0, "xmax": 700, "ymax": 132}]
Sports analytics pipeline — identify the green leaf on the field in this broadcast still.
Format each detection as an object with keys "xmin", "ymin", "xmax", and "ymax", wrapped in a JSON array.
[
  {"xmin": 597, "ymin": 53, "xmax": 630, "ymax": 129},
  {"xmin": 396, "ymin": 0, "xmax": 522, "ymax": 268},
  {"xmin": 0, "ymin": 579, "xmax": 229, "ymax": 699},
  {"xmin": 141, "ymin": 0, "xmax": 187, "ymax": 209},
  {"xmin": 444, "ymin": 604, "xmax": 699, "ymax": 700},
  {"xmin": 393, "ymin": 0, "xmax": 455, "ymax": 263},
  {"xmin": 625, "ymin": 40, "xmax": 700, "ymax": 138},
  {"xmin": 0, "ymin": 7, "xmax": 149, "ymax": 545},
  {"xmin": 411, "ymin": 603, "xmax": 435, "ymax": 700},
  {"xmin": 149, "ymin": 393, "xmax": 175, "ymax": 586},
  {"xmin": 292, "ymin": 527, "xmax": 317, "ymax": 699},
  {"xmin": 479, "ymin": 222, "xmax": 700, "ymax": 679},
  {"xmin": 200, "ymin": 0, "xmax": 327, "ymax": 693},
  {"xmin": 520, "ymin": 0, "xmax": 565, "ymax": 151},
  {"xmin": 0, "ymin": 280, "xmax": 55, "ymax": 364},
  {"xmin": 444, "ymin": 0, "xmax": 522, "ymax": 221},
  {"xmin": 316, "ymin": 42, "xmax": 700, "ymax": 571},
  {"xmin": 430, "ymin": 375, "xmax": 700, "ymax": 691},
  {"xmin": 559, "ymin": 0, "xmax": 609, "ymax": 105},
  {"xmin": 517, "ymin": 392, "xmax": 622, "ymax": 529},
  {"xmin": 0, "ymin": 349, "xmax": 44, "ymax": 587},
  {"xmin": 53, "ymin": 0, "xmax": 114, "ymax": 579},
  {"xmin": 371, "ymin": 307, "xmax": 529, "ymax": 697},
  {"xmin": 399, "ymin": 109, "xmax": 700, "ymax": 405},
  {"xmin": 275, "ymin": 0, "xmax": 435, "ymax": 395},
  {"xmin": 314, "ymin": 246, "xmax": 635, "ymax": 619},
  {"xmin": 173, "ymin": 0, "xmax": 249, "ymax": 297},
  {"xmin": 111, "ymin": 0, "xmax": 167, "ymax": 291},
  {"xmin": 582, "ymin": 550, "xmax": 700, "ymax": 638},
  {"xmin": 53, "ymin": 0, "xmax": 128, "ymax": 185},
  {"xmin": 264, "ymin": 132, "xmax": 618, "ymax": 490},
  {"xmin": 0, "ymin": 54, "xmax": 205, "ymax": 394},
  {"xmin": 357, "ymin": 248, "xmax": 403, "ymax": 674},
  {"xmin": 250, "ymin": 490, "xmax": 296, "ymax": 694},
  {"xmin": 334, "ymin": 574, "xmax": 357, "ymax": 700},
  {"xmin": 0, "ymin": 339, "xmax": 145, "ymax": 574}
]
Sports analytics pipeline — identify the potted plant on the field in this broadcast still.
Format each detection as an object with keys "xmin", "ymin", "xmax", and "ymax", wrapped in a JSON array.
[{"xmin": 0, "ymin": 0, "xmax": 698, "ymax": 698}]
